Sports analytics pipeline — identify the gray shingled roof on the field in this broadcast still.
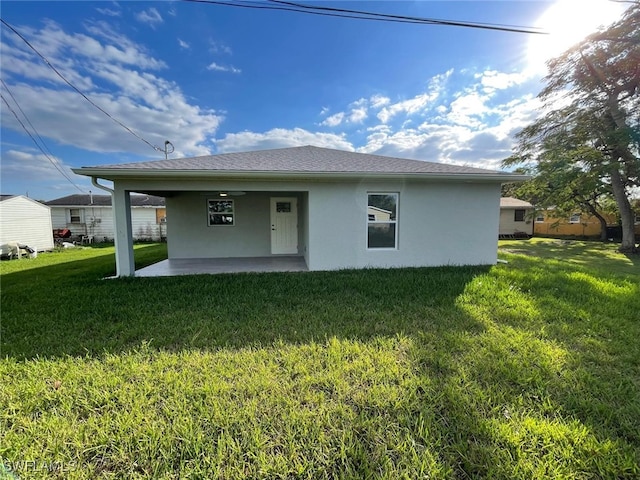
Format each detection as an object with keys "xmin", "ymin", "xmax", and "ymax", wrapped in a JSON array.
[
  {"xmin": 45, "ymin": 194, "xmax": 165, "ymax": 207},
  {"xmin": 80, "ymin": 146, "xmax": 514, "ymax": 176}
]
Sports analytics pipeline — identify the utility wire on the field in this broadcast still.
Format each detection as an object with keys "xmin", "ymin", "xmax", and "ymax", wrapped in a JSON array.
[
  {"xmin": 0, "ymin": 18, "xmax": 164, "ymax": 154},
  {"xmin": 2, "ymin": 79, "xmax": 63, "ymax": 171},
  {"xmin": 183, "ymin": 0, "xmax": 444, "ymax": 26},
  {"xmin": 1, "ymin": 91, "xmax": 85, "ymax": 193},
  {"xmin": 268, "ymin": 0, "xmax": 546, "ymax": 34},
  {"xmin": 183, "ymin": 0, "xmax": 548, "ymax": 35}
]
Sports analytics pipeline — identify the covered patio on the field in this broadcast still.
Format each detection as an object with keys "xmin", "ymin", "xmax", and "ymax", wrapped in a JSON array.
[{"xmin": 136, "ymin": 255, "xmax": 308, "ymax": 277}]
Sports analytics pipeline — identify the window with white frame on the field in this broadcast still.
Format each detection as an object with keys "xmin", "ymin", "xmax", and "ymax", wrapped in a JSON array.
[
  {"xmin": 569, "ymin": 213, "xmax": 581, "ymax": 223},
  {"xmin": 367, "ymin": 193, "xmax": 398, "ymax": 249},
  {"xmin": 69, "ymin": 208, "xmax": 83, "ymax": 223},
  {"xmin": 514, "ymin": 209, "xmax": 526, "ymax": 222},
  {"xmin": 208, "ymin": 199, "xmax": 234, "ymax": 226},
  {"xmin": 535, "ymin": 212, "xmax": 545, "ymax": 223}
]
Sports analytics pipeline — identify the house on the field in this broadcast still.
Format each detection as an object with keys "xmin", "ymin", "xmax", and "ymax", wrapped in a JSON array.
[
  {"xmin": 72, "ymin": 146, "xmax": 528, "ymax": 277},
  {"xmin": 533, "ymin": 209, "xmax": 640, "ymax": 238},
  {"xmin": 499, "ymin": 197, "xmax": 534, "ymax": 238},
  {"xmin": 45, "ymin": 194, "xmax": 166, "ymax": 242},
  {"xmin": 0, "ymin": 195, "xmax": 54, "ymax": 253}
]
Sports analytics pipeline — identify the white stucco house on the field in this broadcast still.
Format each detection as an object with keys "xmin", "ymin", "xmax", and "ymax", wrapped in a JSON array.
[
  {"xmin": 499, "ymin": 197, "xmax": 534, "ymax": 238},
  {"xmin": 72, "ymin": 146, "xmax": 527, "ymax": 277},
  {"xmin": 0, "ymin": 195, "xmax": 54, "ymax": 254},
  {"xmin": 45, "ymin": 194, "xmax": 166, "ymax": 242}
]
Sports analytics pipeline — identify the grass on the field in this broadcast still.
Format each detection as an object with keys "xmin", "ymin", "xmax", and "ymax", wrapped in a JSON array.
[{"xmin": 1, "ymin": 239, "xmax": 639, "ymax": 479}]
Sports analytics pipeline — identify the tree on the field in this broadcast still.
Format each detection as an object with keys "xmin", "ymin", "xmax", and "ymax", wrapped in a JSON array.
[
  {"xmin": 504, "ymin": 135, "xmax": 613, "ymax": 241},
  {"xmin": 505, "ymin": 4, "xmax": 640, "ymax": 252}
]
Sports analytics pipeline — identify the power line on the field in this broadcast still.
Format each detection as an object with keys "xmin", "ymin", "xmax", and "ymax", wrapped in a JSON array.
[
  {"xmin": 1, "ymin": 90, "xmax": 86, "ymax": 193},
  {"xmin": 0, "ymin": 18, "xmax": 164, "ymax": 154},
  {"xmin": 182, "ymin": 0, "xmax": 548, "ymax": 35},
  {"xmin": 1, "ymin": 79, "xmax": 61, "ymax": 168},
  {"xmin": 268, "ymin": 0, "xmax": 547, "ymax": 34}
]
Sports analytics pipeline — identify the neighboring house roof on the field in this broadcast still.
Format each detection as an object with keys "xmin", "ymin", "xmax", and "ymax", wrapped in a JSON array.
[
  {"xmin": 500, "ymin": 197, "xmax": 533, "ymax": 208},
  {"xmin": 367, "ymin": 206, "xmax": 392, "ymax": 214},
  {"xmin": 0, "ymin": 194, "xmax": 50, "ymax": 209},
  {"xmin": 45, "ymin": 194, "xmax": 165, "ymax": 207},
  {"xmin": 73, "ymin": 146, "xmax": 529, "ymax": 182}
]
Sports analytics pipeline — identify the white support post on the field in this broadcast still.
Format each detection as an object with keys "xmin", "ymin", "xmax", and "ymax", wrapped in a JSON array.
[{"xmin": 112, "ymin": 185, "xmax": 135, "ymax": 277}]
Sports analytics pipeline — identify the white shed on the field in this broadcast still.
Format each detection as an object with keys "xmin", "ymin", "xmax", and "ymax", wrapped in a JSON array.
[{"xmin": 0, "ymin": 195, "xmax": 54, "ymax": 252}]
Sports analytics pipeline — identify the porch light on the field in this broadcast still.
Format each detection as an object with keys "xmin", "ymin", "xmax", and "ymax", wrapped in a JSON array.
[{"xmin": 219, "ymin": 192, "xmax": 228, "ymax": 197}]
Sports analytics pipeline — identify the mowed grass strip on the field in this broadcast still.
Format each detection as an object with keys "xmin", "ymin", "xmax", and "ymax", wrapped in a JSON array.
[{"xmin": 1, "ymin": 240, "xmax": 639, "ymax": 479}]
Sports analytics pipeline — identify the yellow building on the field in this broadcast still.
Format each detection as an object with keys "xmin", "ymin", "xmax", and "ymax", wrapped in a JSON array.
[{"xmin": 534, "ymin": 210, "xmax": 640, "ymax": 237}]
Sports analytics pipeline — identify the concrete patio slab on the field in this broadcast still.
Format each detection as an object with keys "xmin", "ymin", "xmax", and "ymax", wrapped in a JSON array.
[{"xmin": 136, "ymin": 256, "xmax": 308, "ymax": 277}]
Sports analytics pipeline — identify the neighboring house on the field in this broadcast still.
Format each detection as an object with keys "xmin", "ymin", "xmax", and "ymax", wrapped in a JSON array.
[
  {"xmin": 45, "ymin": 194, "xmax": 166, "ymax": 241},
  {"xmin": 0, "ymin": 195, "xmax": 54, "ymax": 252},
  {"xmin": 534, "ymin": 209, "xmax": 640, "ymax": 238},
  {"xmin": 367, "ymin": 206, "xmax": 392, "ymax": 222},
  {"xmin": 499, "ymin": 197, "xmax": 534, "ymax": 238},
  {"xmin": 73, "ymin": 145, "xmax": 528, "ymax": 277}
]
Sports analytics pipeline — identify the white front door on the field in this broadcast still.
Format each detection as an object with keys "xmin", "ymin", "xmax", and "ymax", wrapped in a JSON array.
[{"xmin": 270, "ymin": 197, "xmax": 298, "ymax": 254}]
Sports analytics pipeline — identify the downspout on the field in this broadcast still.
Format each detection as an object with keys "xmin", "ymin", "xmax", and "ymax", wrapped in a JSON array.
[
  {"xmin": 91, "ymin": 177, "xmax": 113, "ymax": 195},
  {"xmin": 91, "ymin": 178, "xmax": 114, "ymax": 242},
  {"xmin": 91, "ymin": 177, "xmax": 126, "ymax": 276}
]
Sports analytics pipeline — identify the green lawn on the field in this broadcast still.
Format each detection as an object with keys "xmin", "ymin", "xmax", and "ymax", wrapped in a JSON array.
[{"xmin": 1, "ymin": 240, "xmax": 639, "ymax": 479}]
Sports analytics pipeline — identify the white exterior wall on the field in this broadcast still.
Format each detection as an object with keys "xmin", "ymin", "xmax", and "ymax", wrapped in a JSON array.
[
  {"xmin": 147, "ymin": 178, "xmax": 501, "ymax": 270},
  {"xmin": 0, "ymin": 196, "xmax": 54, "ymax": 251},
  {"xmin": 49, "ymin": 206, "xmax": 162, "ymax": 240},
  {"xmin": 499, "ymin": 208, "xmax": 533, "ymax": 235},
  {"xmin": 306, "ymin": 181, "xmax": 500, "ymax": 270},
  {"xmin": 167, "ymin": 192, "xmax": 305, "ymax": 259}
]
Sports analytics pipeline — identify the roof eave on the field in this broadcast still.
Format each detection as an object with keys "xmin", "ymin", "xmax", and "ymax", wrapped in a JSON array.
[{"xmin": 73, "ymin": 168, "xmax": 530, "ymax": 183}]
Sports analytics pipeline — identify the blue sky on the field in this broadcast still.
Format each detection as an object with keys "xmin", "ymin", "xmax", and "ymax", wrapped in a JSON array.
[{"xmin": 0, "ymin": 0, "xmax": 628, "ymax": 200}]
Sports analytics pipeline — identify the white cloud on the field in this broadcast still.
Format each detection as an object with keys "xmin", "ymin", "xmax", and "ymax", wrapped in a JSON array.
[
  {"xmin": 348, "ymin": 107, "xmax": 367, "ymax": 124},
  {"xmin": 446, "ymin": 91, "xmax": 490, "ymax": 128},
  {"xmin": 178, "ymin": 39, "xmax": 190, "ymax": 50},
  {"xmin": 376, "ymin": 70, "xmax": 452, "ymax": 124},
  {"xmin": 96, "ymin": 7, "xmax": 120, "ymax": 17},
  {"xmin": 0, "ymin": 22, "xmax": 222, "ymax": 158},
  {"xmin": 321, "ymin": 112, "xmax": 345, "ymax": 127},
  {"xmin": 2, "ymin": 149, "xmax": 70, "ymax": 179},
  {"xmin": 477, "ymin": 70, "xmax": 527, "ymax": 92},
  {"xmin": 135, "ymin": 8, "xmax": 163, "ymax": 28},
  {"xmin": 209, "ymin": 41, "xmax": 232, "ymax": 55},
  {"xmin": 207, "ymin": 62, "xmax": 241, "ymax": 74},
  {"xmin": 369, "ymin": 94, "xmax": 390, "ymax": 109},
  {"xmin": 0, "ymin": 149, "xmax": 93, "ymax": 196},
  {"xmin": 349, "ymin": 68, "xmax": 543, "ymax": 170},
  {"xmin": 320, "ymin": 99, "xmax": 368, "ymax": 127},
  {"xmin": 347, "ymin": 99, "xmax": 368, "ymax": 123},
  {"xmin": 215, "ymin": 128, "xmax": 354, "ymax": 153},
  {"xmin": 310, "ymin": 66, "xmax": 540, "ymax": 170},
  {"xmin": 319, "ymin": 106, "xmax": 330, "ymax": 116}
]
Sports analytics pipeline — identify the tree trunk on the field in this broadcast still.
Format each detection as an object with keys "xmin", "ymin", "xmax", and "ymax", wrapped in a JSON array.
[
  {"xmin": 583, "ymin": 202, "xmax": 609, "ymax": 241},
  {"xmin": 610, "ymin": 166, "xmax": 637, "ymax": 253}
]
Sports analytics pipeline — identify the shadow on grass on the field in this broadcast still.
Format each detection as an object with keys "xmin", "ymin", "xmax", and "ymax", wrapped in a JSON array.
[
  {"xmin": 3, "ymin": 245, "xmax": 639, "ymax": 477},
  {"xmin": 1, "ymin": 259, "xmax": 487, "ymax": 359},
  {"xmin": 387, "ymin": 254, "xmax": 639, "ymax": 477},
  {"xmin": 624, "ymin": 252, "xmax": 640, "ymax": 266}
]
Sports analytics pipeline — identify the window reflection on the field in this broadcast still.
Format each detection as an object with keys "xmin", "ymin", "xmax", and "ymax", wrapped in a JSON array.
[{"xmin": 367, "ymin": 193, "xmax": 398, "ymax": 249}]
